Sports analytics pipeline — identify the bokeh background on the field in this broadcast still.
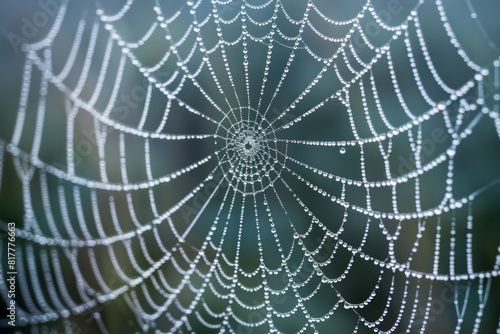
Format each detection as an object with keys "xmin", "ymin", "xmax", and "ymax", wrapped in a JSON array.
[{"xmin": 1, "ymin": 0, "xmax": 500, "ymax": 333}]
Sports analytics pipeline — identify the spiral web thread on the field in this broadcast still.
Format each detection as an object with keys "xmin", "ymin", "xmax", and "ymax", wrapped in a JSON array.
[{"xmin": 1, "ymin": 0, "xmax": 500, "ymax": 333}]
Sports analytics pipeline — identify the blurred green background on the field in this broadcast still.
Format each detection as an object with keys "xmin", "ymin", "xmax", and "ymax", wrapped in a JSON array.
[{"xmin": 1, "ymin": 0, "xmax": 500, "ymax": 333}]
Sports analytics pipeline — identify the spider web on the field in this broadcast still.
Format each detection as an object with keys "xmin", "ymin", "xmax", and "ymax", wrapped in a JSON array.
[{"xmin": 1, "ymin": 0, "xmax": 500, "ymax": 333}]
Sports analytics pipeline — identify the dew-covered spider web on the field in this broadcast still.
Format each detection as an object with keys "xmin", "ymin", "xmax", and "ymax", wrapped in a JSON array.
[{"xmin": 1, "ymin": 0, "xmax": 500, "ymax": 333}]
